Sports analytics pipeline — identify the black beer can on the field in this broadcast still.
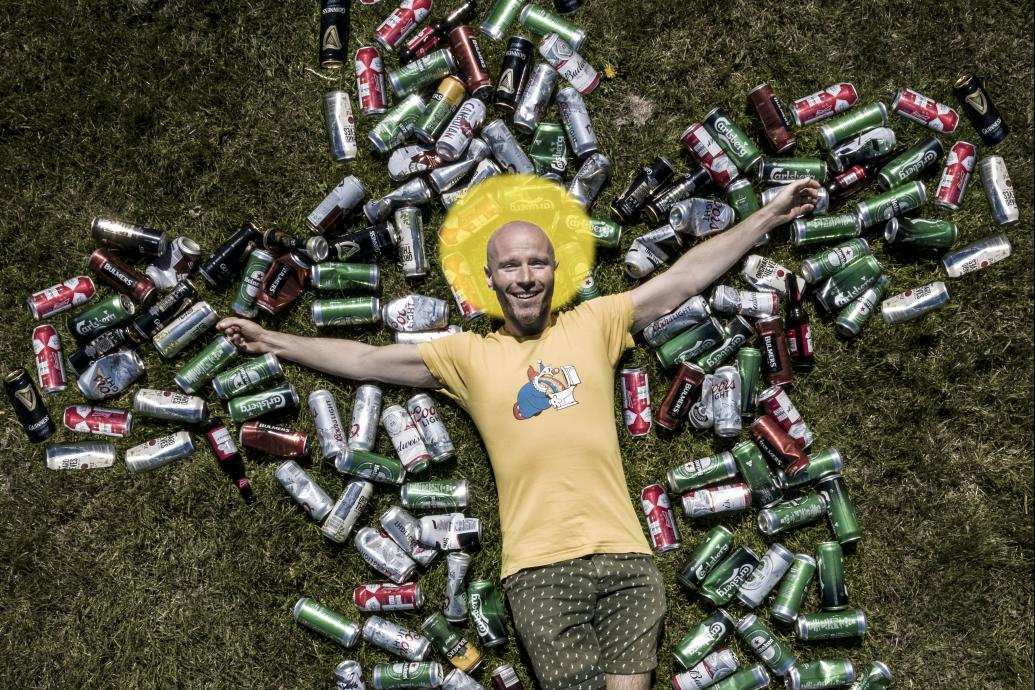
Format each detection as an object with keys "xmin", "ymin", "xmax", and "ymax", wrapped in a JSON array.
[
  {"xmin": 328, "ymin": 223, "xmax": 399, "ymax": 262},
  {"xmin": 319, "ymin": 0, "xmax": 350, "ymax": 69},
  {"xmin": 199, "ymin": 222, "xmax": 262, "ymax": 287},
  {"xmin": 643, "ymin": 167, "xmax": 711, "ymax": 225},
  {"xmin": 132, "ymin": 279, "xmax": 197, "ymax": 339},
  {"xmin": 5, "ymin": 369, "xmax": 55, "ymax": 443},
  {"xmin": 954, "ymin": 74, "xmax": 1008, "ymax": 146},
  {"xmin": 611, "ymin": 156, "xmax": 675, "ymax": 224},
  {"xmin": 67, "ymin": 326, "xmax": 141, "ymax": 375},
  {"xmin": 494, "ymin": 37, "xmax": 535, "ymax": 113}
]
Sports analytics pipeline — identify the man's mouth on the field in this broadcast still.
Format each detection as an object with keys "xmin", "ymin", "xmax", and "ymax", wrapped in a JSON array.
[{"xmin": 511, "ymin": 291, "xmax": 541, "ymax": 301}]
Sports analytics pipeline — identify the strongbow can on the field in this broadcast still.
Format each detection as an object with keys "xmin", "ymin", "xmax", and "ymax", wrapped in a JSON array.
[
  {"xmin": 28, "ymin": 275, "xmax": 97, "ymax": 320},
  {"xmin": 791, "ymin": 83, "xmax": 858, "ymax": 127},
  {"xmin": 641, "ymin": 484, "xmax": 681, "ymax": 553}
]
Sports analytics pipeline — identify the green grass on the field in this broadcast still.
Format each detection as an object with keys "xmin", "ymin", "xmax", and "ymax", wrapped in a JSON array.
[{"xmin": 1, "ymin": 0, "xmax": 1032, "ymax": 688}]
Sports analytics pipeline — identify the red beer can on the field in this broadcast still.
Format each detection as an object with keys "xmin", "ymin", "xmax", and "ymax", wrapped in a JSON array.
[
  {"xmin": 374, "ymin": 0, "xmax": 433, "ymax": 51},
  {"xmin": 32, "ymin": 325, "xmax": 67, "ymax": 393},
  {"xmin": 657, "ymin": 363, "xmax": 706, "ymax": 431},
  {"xmin": 87, "ymin": 249, "xmax": 157, "ymax": 305},
  {"xmin": 239, "ymin": 421, "xmax": 311, "ymax": 457},
  {"xmin": 747, "ymin": 83, "xmax": 796, "ymax": 153},
  {"xmin": 934, "ymin": 141, "xmax": 977, "ymax": 211},
  {"xmin": 755, "ymin": 316, "xmax": 794, "ymax": 386},
  {"xmin": 63, "ymin": 405, "xmax": 134, "ymax": 437},
  {"xmin": 640, "ymin": 484, "xmax": 681, "ymax": 553},
  {"xmin": 758, "ymin": 384, "xmax": 813, "ymax": 449},
  {"xmin": 620, "ymin": 366, "xmax": 652, "ymax": 436},
  {"xmin": 401, "ymin": 25, "xmax": 442, "ymax": 63},
  {"xmin": 449, "ymin": 26, "xmax": 493, "ymax": 100},
  {"xmin": 355, "ymin": 46, "xmax": 388, "ymax": 115},
  {"xmin": 892, "ymin": 87, "xmax": 959, "ymax": 133},
  {"xmin": 750, "ymin": 415, "xmax": 808, "ymax": 476},
  {"xmin": 679, "ymin": 123, "xmax": 739, "ymax": 189},
  {"xmin": 353, "ymin": 582, "xmax": 425, "ymax": 612},
  {"xmin": 791, "ymin": 82, "xmax": 858, "ymax": 127},
  {"xmin": 28, "ymin": 275, "xmax": 97, "ymax": 320}
]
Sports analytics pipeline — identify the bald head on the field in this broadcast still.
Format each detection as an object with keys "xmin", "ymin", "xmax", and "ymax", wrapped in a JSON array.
[{"xmin": 486, "ymin": 221, "xmax": 555, "ymax": 268}]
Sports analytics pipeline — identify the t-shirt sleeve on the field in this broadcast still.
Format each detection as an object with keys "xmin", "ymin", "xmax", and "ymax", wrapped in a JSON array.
[
  {"xmin": 418, "ymin": 332, "xmax": 476, "ymax": 407},
  {"xmin": 572, "ymin": 291, "xmax": 636, "ymax": 365}
]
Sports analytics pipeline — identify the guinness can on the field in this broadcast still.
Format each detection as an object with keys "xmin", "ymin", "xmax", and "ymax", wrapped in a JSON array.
[
  {"xmin": 319, "ymin": 0, "xmax": 350, "ymax": 69},
  {"xmin": 5, "ymin": 369, "xmax": 55, "ymax": 443},
  {"xmin": 954, "ymin": 73, "xmax": 1008, "ymax": 145},
  {"xmin": 611, "ymin": 157, "xmax": 675, "ymax": 223},
  {"xmin": 494, "ymin": 37, "xmax": 534, "ymax": 113},
  {"xmin": 198, "ymin": 222, "xmax": 261, "ymax": 287}
]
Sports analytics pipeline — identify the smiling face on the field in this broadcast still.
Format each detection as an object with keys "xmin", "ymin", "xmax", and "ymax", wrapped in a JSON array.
[{"xmin": 485, "ymin": 222, "xmax": 557, "ymax": 337}]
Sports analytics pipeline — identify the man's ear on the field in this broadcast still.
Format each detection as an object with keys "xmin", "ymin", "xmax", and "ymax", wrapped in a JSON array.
[{"xmin": 484, "ymin": 265, "xmax": 493, "ymax": 291}]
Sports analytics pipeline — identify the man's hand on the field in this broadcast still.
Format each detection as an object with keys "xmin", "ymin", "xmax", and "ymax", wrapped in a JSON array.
[
  {"xmin": 218, "ymin": 317, "xmax": 275, "ymax": 354},
  {"xmin": 763, "ymin": 179, "xmax": 822, "ymax": 226}
]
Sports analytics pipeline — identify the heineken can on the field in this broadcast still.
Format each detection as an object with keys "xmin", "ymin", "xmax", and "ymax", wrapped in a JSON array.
[
  {"xmin": 322, "ymin": 479, "xmax": 374, "ymax": 543},
  {"xmin": 817, "ymin": 103, "xmax": 888, "ymax": 149},
  {"xmin": 698, "ymin": 546, "xmax": 760, "ymax": 607},
  {"xmin": 355, "ymin": 527, "xmax": 419, "ymax": 584},
  {"xmin": 672, "ymin": 609, "xmax": 736, "ymax": 669},
  {"xmin": 152, "ymin": 301, "xmax": 218, "ymax": 358},
  {"xmin": 881, "ymin": 281, "xmax": 951, "ymax": 324},
  {"xmin": 856, "ymin": 181, "xmax": 927, "ymax": 228},
  {"xmin": 693, "ymin": 316, "xmax": 754, "ymax": 372},
  {"xmin": 642, "ymin": 296, "xmax": 711, "ymax": 347},
  {"xmin": 742, "ymin": 255, "xmax": 806, "ymax": 295},
  {"xmin": 834, "ymin": 275, "xmax": 888, "ymax": 338},
  {"xmin": 556, "ymin": 87, "xmax": 597, "ymax": 158},
  {"xmin": 45, "ymin": 440, "xmax": 117, "ymax": 470},
  {"xmin": 307, "ymin": 176, "xmax": 368, "ymax": 234},
  {"xmin": 538, "ymin": 32, "xmax": 598, "ymax": 95},
  {"xmin": 407, "ymin": 393, "xmax": 454, "ymax": 462},
  {"xmin": 383, "ymin": 404, "xmax": 432, "ymax": 473},
  {"xmin": 381, "ymin": 505, "xmax": 437, "ymax": 565},
  {"xmin": 757, "ymin": 494, "xmax": 827, "ymax": 535},
  {"xmin": 468, "ymin": 580, "xmax": 508, "ymax": 647},
  {"xmin": 884, "ymin": 217, "xmax": 957, "ymax": 248},
  {"xmin": 174, "ymin": 335, "xmax": 238, "ymax": 393},
  {"xmin": 335, "ymin": 661, "xmax": 365, "ymax": 690},
  {"xmin": 417, "ymin": 513, "xmax": 481, "ymax": 550},
  {"xmin": 389, "ymin": 49, "xmax": 456, "ymax": 98},
  {"xmin": 770, "ymin": 554, "xmax": 816, "ymax": 624},
  {"xmin": 709, "ymin": 665, "xmax": 769, "ymax": 690},
  {"xmin": 480, "ymin": 0, "xmax": 525, "ymax": 41},
  {"xmin": 816, "ymin": 474, "xmax": 861, "ymax": 545},
  {"xmin": 337, "ymin": 448, "xmax": 405, "ymax": 484},
  {"xmin": 313, "ymin": 297, "xmax": 382, "ymax": 327},
  {"xmin": 368, "ymin": 94, "xmax": 427, "ymax": 155},
  {"xmin": 443, "ymin": 552, "xmax": 471, "ymax": 622},
  {"xmin": 816, "ymin": 541, "xmax": 848, "ymax": 610},
  {"xmin": 67, "ymin": 295, "xmax": 135, "ymax": 340},
  {"xmin": 682, "ymin": 483, "xmax": 751, "ymax": 519},
  {"xmin": 758, "ymin": 158, "xmax": 827, "ymax": 184},
  {"xmin": 422, "ymin": 612, "xmax": 482, "ymax": 672},
  {"xmin": 736, "ymin": 348, "xmax": 761, "ymax": 417},
  {"xmin": 275, "ymin": 460, "xmax": 333, "ymax": 520},
  {"xmin": 415, "ymin": 76, "xmax": 466, "ymax": 144},
  {"xmin": 212, "ymin": 354, "xmax": 283, "ymax": 399},
  {"xmin": 309, "ymin": 389, "xmax": 349, "ymax": 459},
  {"xmin": 784, "ymin": 448, "xmax": 843, "ymax": 487},
  {"xmin": 704, "ymin": 108, "xmax": 762, "ymax": 173},
  {"xmin": 312, "ymin": 263, "xmax": 380, "ymax": 292},
  {"xmin": 790, "ymin": 214, "xmax": 861, "ymax": 246},
  {"xmin": 796, "ymin": 610, "xmax": 866, "ymax": 641},
  {"xmin": 677, "ymin": 525, "xmax": 734, "ymax": 591},
  {"xmin": 876, "ymin": 137, "xmax": 943, "ymax": 190},
  {"xmin": 293, "ymin": 597, "xmax": 360, "ymax": 647},
  {"xmin": 725, "ymin": 180, "xmax": 760, "ymax": 221},
  {"xmin": 495, "ymin": 37, "xmax": 534, "ymax": 114},
  {"xmin": 132, "ymin": 388, "xmax": 206, "ymax": 423},
  {"xmin": 401, "ymin": 480, "xmax": 468, "ymax": 510},
  {"xmin": 667, "ymin": 452, "xmax": 737, "ymax": 493},
  {"xmin": 737, "ymin": 543, "xmax": 794, "ymax": 609},
  {"xmin": 814, "ymin": 255, "xmax": 882, "ymax": 312},
  {"xmin": 644, "ymin": 168, "xmax": 712, "ymax": 225},
  {"xmin": 372, "ymin": 663, "xmax": 443, "ymax": 690},
  {"xmin": 941, "ymin": 233, "xmax": 1012, "ymax": 277},
  {"xmin": 954, "ymin": 73, "xmax": 1009, "ymax": 146},
  {"xmin": 325, "ymin": 90, "xmax": 358, "ymax": 161},
  {"xmin": 787, "ymin": 659, "xmax": 854, "ymax": 690},
  {"xmin": 519, "ymin": 4, "xmax": 586, "ymax": 49},
  {"xmin": 736, "ymin": 613, "xmax": 795, "ymax": 677},
  {"xmin": 849, "ymin": 662, "xmax": 891, "ymax": 690},
  {"xmin": 801, "ymin": 238, "xmax": 871, "ymax": 283},
  {"xmin": 979, "ymin": 155, "xmax": 1019, "ymax": 225},
  {"xmin": 349, "ymin": 384, "xmax": 383, "ymax": 450},
  {"xmin": 125, "ymin": 431, "xmax": 195, "ymax": 473},
  {"xmin": 671, "ymin": 648, "xmax": 740, "ymax": 690},
  {"xmin": 232, "ymin": 249, "xmax": 275, "ymax": 317},
  {"xmin": 354, "ymin": 582, "xmax": 425, "ymax": 613},
  {"xmin": 513, "ymin": 63, "xmax": 558, "ymax": 134},
  {"xmin": 228, "ymin": 383, "xmax": 299, "ymax": 423},
  {"xmin": 383, "ymin": 295, "xmax": 449, "ymax": 333},
  {"xmin": 732, "ymin": 441, "xmax": 782, "ymax": 508}
]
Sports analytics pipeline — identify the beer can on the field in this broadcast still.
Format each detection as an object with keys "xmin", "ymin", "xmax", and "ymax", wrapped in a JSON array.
[
  {"xmin": 619, "ymin": 366, "xmax": 652, "ymax": 436},
  {"xmin": 239, "ymin": 421, "xmax": 310, "ymax": 458},
  {"xmin": 5, "ymin": 369, "xmax": 55, "ymax": 443},
  {"xmin": 66, "ymin": 326, "xmax": 139, "ymax": 377},
  {"xmin": 671, "ymin": 648, "xmax": 740, "ymax": 690},
  {"xmin": 417, "ymin": 513, "xmax": 481, "ymax": 550},
  {"xmin": 568, "ymin": 152, "xmax": 611, "ymax": 207},
  {"xmin": 711, "ymin": 367, "xmax": 741, "ymax": 438},
  {"xmin": 383, "ymin": 295, "xmax": 449, "ymax": 333},
  {"xmin": 325, "ymin": 90, "xmax": 358, "ymax": 162},
  {"xmin": 212, "ymin": 354, "xmax": 283, "ymax": 399},
  {"xmin": 125, "ymin": 430, "xmax": 195, "ymax": 473},
  {"xmin": 394, "ymin": 207, "xmax": 428, "ymax": 279},
  {"xmin": 681, "ymin": 123, "xmax": 740, "ymax": 189},
  {"xmin": 430, "ymin": 139, "xmax": 491, "ymax": 192},
  {"xmin": 892, "ymin": 87, "xmax": 959, "ymax": 133},
  {"xmin": 91, "ymin": 216, "xmax": 168, "ymax": 256},
  {"xmin": 336, "ymin": 660, "xmax": 365, "ymax": 690},
  {"xmin": 735, "ymin": 614, "xmax": 796, "ymax": 677},
  {"xmin": 482, "ymin": 118, "xmax": 535, "ymax": 173},
  {"xmin": 77, "ymin": 350, "xmax": 146, "ymax": 401},
  {"xmin": 381, "ymin": 505, "xmax": 437, "ymax": 565},
  {"xmin": 28, "ymin": 275, "xmax": 96, "ymax": 321},
  {"xmin": 375, "ymin": 0, "xmax": 432, "ymax": 51},
  {"xmin": 293, "ymin": 597, "xmax": 361, "ymax": 647},
  {"xmin": 759, "ymin": 158, "xmax": 827, "ymax": 185},
  {"xmin": 771, "ymin": 554, "xmax": 816, "ymax": 624},
  {"xmin": 790, "ymin": 213, "xmax": 861, "ymax": 247},
  {"xmin": 481, "ymin": 0, "xmax": 525, "ymax": 41},
  {"xmin": 755, "ymin": 316, "xmax": 793, "ymax": 386},
  {"xmin": 354, "ymin": 583, "xmax": 425, "ymax": 613},
  {"xmin": 791, "ymin": 83, "xmax": 858, "ymax": 127},
  {"xmin": 538, "ymin": 32, "xmax": 597, "ymax": 95},
  {"xmin": 336, "ymin": 450, "xmax": 402, "ymax": 489},
  {"xmin": 681, "ymin": 483, "xmax": 752, "ymax": 519},
  {"xmin": 693, "ymin": 316, "xmax": 754, "ymax": 373},
  {"xmin": 934, "ymin": 141, "xmax": 976, "ymax": 210},
  {"xmin": 979, "ymin": 155, "xmax": 1019, "ymax": 225},
  {"xmin": 816, "ymin": 473, "xmax": 862, "ymax": 545},
  {"xmin": 88, "ymin": 249, "xmax": 157, "ymax": 305},
  {"xmin": 373, "ymin": 663, "xmax": 442, "ymax": 690},
  {"xmin": 748, "ymin": 83, "xmax": 795, "ymax": 153},
  {"xmin": 814, "ymin": 255, "xmax": 883, "ymax": 312},
  {"xmin": 422, "ymin": 612, "xmax": 482, "ymax": 673},
  {"xmin": 954, "ymin": 73, "xmax": 1008, "ymax": 146},
  {"xmin": 736, "ymin": 543, "xmax": 794, "ymax": 609},
  {"xmin": 513, "ymin": 63, "xmax": 558, "ymax": 134},
  {"xmin": 698, "ymin": 545, "xmax": 760, "ymax": 607},
  {"xmin": 132, "ymin": 279, "xmax": 196, "ymax": 339},
  {"xmin": 817, "ymin": 102, "xmax": 887, "ymax": 149},
  {"xmin": 801, "ymin": 238, "xmax": 871, "ymax": 284},
  {"xmin": 356, "ymin": 46, "xmax": 388, "ymax": 116},
  {"xmin": 796, "ymin": 610, "xmax": 866, "ymax": 641},
  {"xmin": 145, "ymin": 236, "xmax": 201, "ymax": 289},
  {"xmin": 881, "ymin": 281, "xmax": 951, "ymax": 324},
  {"xmin": 677, "ymin": 526, "xmax": 734, "ymax": 592},
  {"xmin": 308, "ymin": 176, "xmax": 368, "ymax": 234},
  {"xmin": 407, "ymin": 393, "xmax": 455, "ymax": 462},
  {"xmin": 643, "ymin": 168, "xmax": 712, "ymax": 225},
  {"xmin": 382, "ymin": 404, "xmax": 432, "ymax": 474},
  {"xmin": 312, "ymin": 297, "xmax": 382, "ymax": 328},
  {"xmin": 44, "ymin": 441, "xmax": 116, "ymax": 470},
  {"xmin": 725, "ymin": 179, "xmax": 760, "ymax": 221},
  {"xmin": 468, "ymin": 580, "xmax": 508, "ymax": 648},
  {"xmin": 850, "ymin": 662, "xmax": 892, "ymax": 690},
  {"xmin": 816, "ymin": 541, "xmax": 849, "ymax": 610},
  {"xmin": 884, "ymin": 217, "xmax": 957, "ymax": 248},
  {"xmin": 401, "ymin": 480, "xmax": 468, "ymax": 510},
  {"xmin": 519, "ymin": 4, "xmax": 586, "ymax": 49},
  {"xmin": 655, "ymin": 317, "xmax": 725, "ymax": 370},
  {"xmin": 787, "ymin": 660, "xmax": 855, "ymax": 690},
  {"xmin": 757, "ymin": 494, "xmax": 828, "ymax": 535},
  {"xmin": 368, "ymin": 95, "xmax": 428, "ymax": 155},
  {"xmin": 152, "ymin": 301, "xmax": 218, "ymax": 358},
  {"xmin": 710, "ymin": 286, "xmax": 778, "ymax": 320},
  {"xmin": 364, "ymin": 177, "xmax": 433, "ymax": 224},
  {"xmin": 940, "ymin": 233, "xmax": 1012, "ymax": 278},
  {"xmin": 741, "ymin": 255, "xmax": 806, "ymax": 295},
  {"xmin": 624, "ymin": 230, "xmax": 672, "ymax": 278},
  {"xmin": 495, "ymin": 37, "xmax": 534, "ymax": 113},
  {"xmin": 389, "ymin": 48, "xmax": 457, "ymax": 98},
  {"xmin": 275, "ymin": 459, "xmax": 333, "ymax": 520},
  {"xmin": 443, "ymin": 552, "xmax": 471, "ymax": 622},
  {"xmin": 642, "ymin": 296, "xmax": 711, "ymax": 347},
  {"xmin": 309, "ymin": 389, "xmax": 349, "ymax": 459},
  {"xmin": 198, "ymin": 223, "xmax": 261, "ymax": 287},
  {"xmin": 530, "ymin": 122, "xmax": 570, "ymax": 181},
  {"xmin": 319, "ymin": 0, "xmax": 349, "ymax": 67},
  {"xmin": 62, "ymin": 405, "xmax": 132, "ymax": 437},
  {"xmin": 556, "ymin": 86, "xmax": 597, "ymax": 159},
  {"xmin": 704, "ymin": 108, "xmax": 762, "ymax": 173},
  {"xmin": 174, "ymin": 335, "xmax": 238, "ymax": 393},
  {"xmin": 349, "ymin": 384, "xmax": 383, "ymax": 450},
  {"xmin": 228, "ymin": 383, "xmax": 300, "ymax": 423},
  {"xmin": 416, "ymin": 76, "xmax": 467, "ymax": 144},
  {"xmin": 751, "ymin": 415, "xmax": 809, "ymax": 475},
  {"xmin": 758, "ymin": 385, "xmax": 813, "ymax": 448},
  {"xmin": 641, "ymin": 484, "xmax": 681, "ymax": 553},
  {"xmin": 827, "ymin": 127, "xmax": 898, "ymax": 173},
  {"xmin": 657, "ymin": 363, "xmax": 707, "ymax": 432},
  {"xmin": 667, "ymin": 452, "xmax": 737, "ymax": 493},
  {"xmin": 67, "ymin": 295, "xmax": 135, "ymax": 341},
  {"xmin": 311, "ymin": 262, "xmax": 380, "ymax": 292},
  {"xmin": 834, "ymin": 275, "xmax": 888, "ymax": 338},
  {"xmin": 322, "ymin": 479, "xmax": 375, "ymax": 543},
  {"xmin": 356, "ymin": 528, "xmax": 419, "ymax": 584},
  {"xmin": 31, "ymin": 325, "xmax": 66, "ymax": 393},
  {"xmin": 671, "ymin": 609, "xmax": 735, "ymax": 670},
  {"xmin": 612, "ymin": 156, "xmax": 675, "ymax": 223},
  {"xmin": 783, "ymin": 447, "xmax": 843, "ymax": 487},
  {"xmin": 735, "ymin": 348, "xmax": 761, "ymax": 417},
  {"xmin": 132, "ymin": 388, "xmax": 206, "ymax": 423},
  {"xmin": 876, "ymin": 137, "xmax": 943, "ymax": 190},
  {"xmin": 449, "ymin": 26, "xmax": 492, "ymax": 101},
  {"xmin": 732, "ymin": 440, "xmax": 782, "ymax": 508}
]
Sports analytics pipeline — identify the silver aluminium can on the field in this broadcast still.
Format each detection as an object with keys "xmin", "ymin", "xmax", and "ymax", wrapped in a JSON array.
[
  {"xmin": 45, "ymin": 441, "xmax": 117, "ymax": 470},
  {"xmin": 556, "ymin": 86, "xmax": 597, "ymax": 158},
  {"xmin": 321, "ymin": 479, "xmax": 374, "ymax": 543},
  {"xmin": 979, "ymin": 155, "xmax": 1019, "ymax": 225},
  {"xmin": 275, "ymin": 459, "xmax": 334, "ymax": 521},
  {"xmin": 380, "ymin": 505, "xmax": 439, "ymax": 566},
  {"xmin": 382, "ymin": 404, "xmax": 432, "ymax": 474},
  {"xmin": 307, "ymin": 175, "xmax": 368, "ymax": 234},
  {"xmin": 335, "ymin": 660, "xmax": 366, "ymax": 690},
  {"xmin": 325, "ymin": 90, "xmax": 358, "ymax": 162},
  {"xmin": 354, "ymin": 527, "xmax": 419, "ymax": 584},
  {"xmin": 443, "ymin": 552, "xmax": 471, "ymax": 622},
  {"xmin": 417, "ymin": 513, "xmax": 481, "ymax": 550},
  {"xmin": 442, "ymin": 669, "xmax": 485, "ymax": 690},
  {"xmin": 406, "ymin": 393, "xmax": 455, "ymax": 462},
  {"xmin": 881, "ymin": 281, "xmax": 952, "ymax": 324},
  {"xmin": 382, "ymin": 294, "xmax": 450, "ymax": 333},
  {"xmin": 711, "ymin": 366, "xmax": 742, "ymax": 438},
  {"xmin": 362, "ymin": 615, "xmax": 430, "ymax": 661},
  {"xmin": 641, "ymin": 296, "xmax": 711, "ymax": 347},
  {"xmin": 437, "ymin": 99, "xmax": 487, "ymax": 162},
  {"xmin": 77, "ymin": 350, "xmax": 146, "ymax": 401},
  {"xmin": 482, "ymin": 118, "xmax": 535, "ymax": 173},
  {"xmin": 132, "ymin": 388, "xmax": 206, "ymax": 423},
  {"xmin": 152, "ymin": 301, "xmax": 218, "ymax": 358},
  {"xmin": 309, "ymin": 389, "xmax": 349, "ymax": 459},
  {"xmin": 395, "ymin": 206, "xmax": 428, "ymax": 278},
  {"xmin": 513, "ymin": 63, "xmax": 559, "ymax": 134},
  {"xmin": 349, "ymin": 384, "xmax": 383, "ymax": 450},
  {"xmin": 568, "ymin": 152, "xmax": 611, "ymax": 207},
  {"xmin": 940, "ymin": 233, "xmax": 1012, "ymax": 278},
  {"xmin": 125, "ymin": 430, "xmax": 195, "ymax": 473}
]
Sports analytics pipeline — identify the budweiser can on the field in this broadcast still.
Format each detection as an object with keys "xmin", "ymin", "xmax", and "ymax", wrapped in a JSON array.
[
  {"xmin": 980, "ymin": 156, "xmax": 1019, "ymax": 225},
  {"xmin": 681, "ymin": 483, "xmax": 752, "ymax": 518},
  {"xmin": 671, "ymin": 648, "xmax": 740, "ymax": 690},
  {"xmin": 322, "ymin": 479, "xmax": 375, "ymax": 543},
  {"xmin": 620, "ymin": 366, "xmax": 652, "ymax": 436},
  {"xmin": 309, "ymin": 389, "xmax": 349, "ymax": 459},
  {"xmin": 407, "ymin": 393, "xmax": 454, "ymax": 462},
  {"xmin": 45, "ymin": 441, "xmax": 117, "ymax": 470},
  {"xmin": 891, "ymin": 87, "xmax": 959, "ymax": 133},
  {"xmin": 28, "ymin": 276, "xmax": 96, "ymax": 320},
  {"xmin": 350, "ymin": 384, "xmax": 383, "ymax": 450},
  {"xmin": 63, "ymin": 405, "xmax": 132, "ymax": 437},
  {"xmin": 711, "ymin": 366, "xmax": 741, "ymax": 438},
  {"xmin": 355, "ymin": 527, "xmax": 419, "ymax": 584},
  {"xmin": 758, "ymin": 385, "xmax": 813, "ymax": 449},
  {"xmin": 354, "ymin": 583, "xmax": 425, "ymax": 612},
  {"xmin": 747, "ymin": 83, "xmax": 795, "ymax": 153},
  {"xmin": 32, "ymin": 325, "xmax": 66, "ymax": 393},
  {"xmin": 125, "ymin": 431, "xmax": 195, "ymax": 473},
  {"xmin": 383, "ymin": 404, "xmax": 432, "ymax": 473},
  {"xmin": 356, "ymin": 46, "xmax": 388, "ymax": 115},
  {"xmin": 381, "ymin": 505, "xmax": 439, "ymax": 566},
  {"xmin": 791, "ymin": 83, "xmax": 858, "ymax": 126},
  {"xmin": 935, "ymin": 141, "xmax": 977, "ymax": 211},
  {"xmin": 239, "ymin": 421, "xmax": 310, "ymax": 457},
  {"xmin": 641, "ymin": 484, "xmax": 681, "ymax": 553},
  {"xmin": 538, "ymin": 32, "xmax": 597, "ymax": 95},
  {"xmin": 374, "ymin": 0, "xmax": 433, "ymax": 51},
  {"xmin": 680, "ymin": 123, "xmax": 739, "ymax": 189},
  {"xmin": 275, "ymin": 460, "xmax": 334, "ymax": 521},
  {"xmin": 131, "ymin": 388, "xmax": 206, "ymax": 423}
]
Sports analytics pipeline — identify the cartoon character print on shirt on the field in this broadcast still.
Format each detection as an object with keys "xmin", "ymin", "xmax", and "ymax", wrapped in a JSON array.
[{"xmin": 513, "ymin": 360, "xmax": 582, "ymax": 420}]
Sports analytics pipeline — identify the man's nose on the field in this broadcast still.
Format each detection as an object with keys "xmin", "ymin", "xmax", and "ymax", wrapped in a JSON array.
[{"xmin": 516, "ymin": 265, "xmax": 534, "ymax": 285}]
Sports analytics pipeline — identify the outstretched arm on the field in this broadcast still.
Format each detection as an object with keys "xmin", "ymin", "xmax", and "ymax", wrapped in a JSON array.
[
  {"xmin": 217, "ymin": 318, "xmax": 441, "ymax": 388},
  {"xmin": 629, "ymin": 179, "xmax": 821, "ymax": 332}
]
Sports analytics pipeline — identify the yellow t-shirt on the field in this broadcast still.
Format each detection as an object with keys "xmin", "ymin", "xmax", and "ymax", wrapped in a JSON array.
[{"xmin": 418, "ymin": 291, "xmax": 651, "ymax": 578}]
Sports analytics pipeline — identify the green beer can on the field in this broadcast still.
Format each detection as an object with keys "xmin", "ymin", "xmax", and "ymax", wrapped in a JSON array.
[
  {"xmin": 848, "ymin": 662, "xmax": 892, "ymax": 690},
  {"xmin": 855, "ymin": 181, "xmax": 927, "ymax": 228},
  {"xmin": 816, "ymin": 474, "xmax": 862, "ymax": 545},
  {"xmin": 818, "ymin": 103, "xmax": 888, "ymax": 149},
  {"xmin": 372, "ymin": 662, "xmax": 444, "ymax": 690},
  {"xmin": 369, "ymin": 94, "xmax": 428, "ymax": 154},
  {"xmin": 415, "ymin": 76, "xmax": 467, "ymax": 144},
  {"xmin": 884, "ymin": 217, "xmax": 958, "ymax": 248},
  {"xmin": 694, "ymin": 316, "xmax": 754, "ymax": 372},
  {"xmin": 232, "ymin": 248, "xmax": 275, "ymax": 317},
  {"xmin": 656, "ymin": 316, "xmax": 725, "ymax": 369},
  {"xmin": 667, "ymin": 452, "xmax": 738, "ymax": 493},
  {"xmin": 228, "ymin": 383, "xmax": 299, "ymax": 423},
  {"xmin": 732, "ymin": 441, "xmax": 783, "ymax": 508},
  {"xmin": 212, "ymin": 353, "xmax": 284, "ymax": 399},
  {"xmin": 710, "ymin": 665, "xmax": 770, "ymax": 690},
  {"xmin": 758, "ymin": 158, "xmax": 828, "ymax": 184},
  {"xmin": 704, "ymin": 107, "xmax": 763, "ymax": 173},
  {"xmin": 801, "ymin": 238, "xmax": 871, "ymax": 283},
  {"xmin": 468, "ymin": 580, "xmax": 508, "ymax": 647},
  {"xmin": 530, "ymin": 123, "xmax": 570, "ymax": 182},
  {"xmin": 312, "ymin": 297, "xmax": 381, "ymax": 327},
  {"xmin": 677, "ymin": 525, "xmax": 734, "ymax": 590},
  {"xmin": 877, "ymin": 137, "xmax": 943, "ymax": 190},
  {"xmin": 816, "ymin": 541, "xmax": 849, "ymax": 610},
  {"xmin": 771, "ymin": 554, "xmax": 816, "ymax": 624},
  {"xmin": 174, "ymin": 334, "xmax": 239, "ymax": 394},
  {"xmin": 815, "ymin": 255, "xmax": 882, "ymax": 312},
  {"xmin": 785, "ymin": 448, "xmax": 843, "ymax": 488},
  {"xmin": 757, "ymin": 494, "xmax": 827, "ymax": 535},
  {"xmin": 480, "ymin": 0, "xmax": 525, "ymax": 41},
  {"xmin": 726, "ymin": 179, "xmax": 761, "ymax": 221},
  {"xmin": 420, "ymin": 612, "xmax": 482, "ymax": 673},
  {"xmin": 795, "ymin": 610, "xmax": 866, "ymax": 641},
  {"xmin": 736, "ymin": 613, "xmax": 796, "ymax": 676},
  {"xmin": 293, "ymin": 597, "xmax": 361, "ymax": 647},
  {"xmin": 787, "ymin": 659, "xmax": 855, "ymax": 690},
  {"xmin": 311, "ymin": 262, "xmax": 380, "ymax": 291},
  {"xmin": 588, "ymin": 218, "xmax": 621, "ymax": 249},
  {"xmin": 736, "ymin": 347, "xmax": 761, "ymax": 416},
  {"xmin": 67, "ymin": 294, "xmax": 135, "ymax": 340},
  {"xmin": 518, "ymin": 4, "xmax": 587, "ymax": 49},
  {"xmin": 791, "ymin": 214, "xmax": 861, "ymax": 246},
  {"xmin": 335, "ymin": 447, "xmax": 406, "ymax": 484},
  {"xmin": 401, "ymin": 479, "xmax": 469, "ymax": 510},
  {"xmin": 699, "ymin": 545, "xmax": 761, "ymax": 607},
  {"xmin": 388, "ymin": 49, "xmax": 458, "ymax": 98},
  {"xmin": 835, "ymin": 275, "xmax": 888, "ymax": 338},
  {"xmin": 672, "ymin": 609, "xmax": 736, "ymax": 668}
]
